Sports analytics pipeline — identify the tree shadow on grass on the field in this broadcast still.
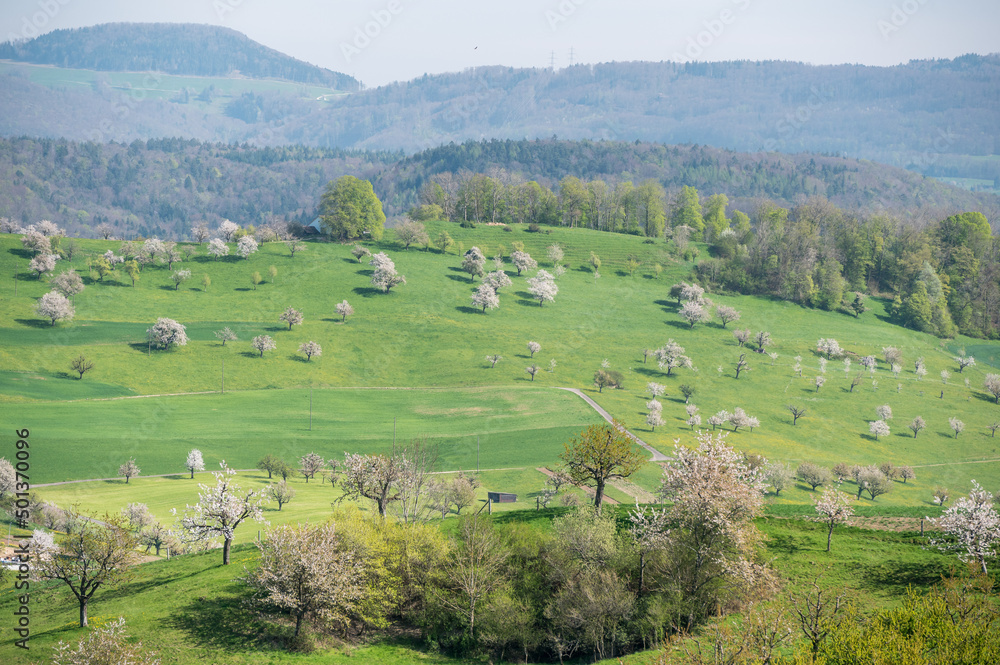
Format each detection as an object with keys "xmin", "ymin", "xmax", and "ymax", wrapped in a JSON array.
[
  {"xmin": 234, "ymin": 287, "xmax": 253, "ymax": 292},
  {"xmin": 356, "ymin": 269, "xmax": 374, "ymax": 277},
  {"xmin": 446, "ymin": 274, "xmax": 473, "ymax": 283},
  {"xmin": 351, "ymin": 286, "xmax": 383, "ymax": 297},
  {"xmin": 14, "ymin": 318, "xmax": 53, "ymax": 329},
  {"xmin": 859, "ymin": 559, "xmax": 947, "ymax": 595},
  {"xmin": 7, "ymin": 247, "xmax": 33, "ymax": 259},
  {"xmin": 159, "ymin": 285, "xmax": 178, "ymax": 291},
  {"xmin": 664, "ymin": 320, "xmax": 692, "ymax": 330},
  {"xmin": 167, "ymin": 584, "xmax": 280, "ymax": 652},
  {"xmin": 455, "ymin": 305, "xmax": 481, "ymax": 314},
  {"xmin": 289, "ymin": 355, "xmax": 310, "ymax": 363},
  {"xmin": 654, "ymin": 299, "xmax": 680, "ymax": 312},
  {"xmin": 241, "ymin": 351, "xmax": 262, "ymax": 359},
  {"xmin": 342, "ymin": 257, "xmax": 361, "ymax": 264}
]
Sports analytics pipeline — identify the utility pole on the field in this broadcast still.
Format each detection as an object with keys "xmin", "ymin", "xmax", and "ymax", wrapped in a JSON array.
[
  {"xmin": 221, "ymin": 359, "xmax": 224, "ymax": 394},
  {"xmin": 309, "ymin": 388, "xmax": 313, "ymax": 431},
  {"xmin": 477, "ymin": 435, "xmax": 480, "ymax": 472}
]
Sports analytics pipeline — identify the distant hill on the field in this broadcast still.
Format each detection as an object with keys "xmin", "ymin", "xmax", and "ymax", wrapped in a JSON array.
[
  {"xmin": 0, "ymin": 49, "xmax": 996, "ymax": 188},
  {"xmin": 0, "ymin": 23, "xmax": 359, "ymax": 90},
  {"xmin": 0, "ymin": 136, "xmax": 994, "ymax": 240}
]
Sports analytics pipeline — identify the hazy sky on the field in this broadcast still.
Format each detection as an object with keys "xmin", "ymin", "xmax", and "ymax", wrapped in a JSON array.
[{"xmin": 2, "ymin": 0, "xmax": 998, "ymax": 87}]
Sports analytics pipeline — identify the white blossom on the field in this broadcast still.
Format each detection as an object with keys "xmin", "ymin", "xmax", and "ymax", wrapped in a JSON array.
[
  {"xmin": 527, "ymin": 269, "xmax": 558, "ymax": 306},
  {"xmin": 207, "ymin": 238, "xmax": 229, "ymax": 259},
  {"xmin": 932, "ymin": 481, "xmax": 1000, "ymax": 573},
  {"xmin": 237, "ymin": 235, "xmax": 259, "ymax": 259},
  {"xmin": 146, "ymin": 318, "xmax": 188, "ymax": 349},
  {"xmin": 35, "ymin": 291, "xmax": 75, "ymax": 325}
]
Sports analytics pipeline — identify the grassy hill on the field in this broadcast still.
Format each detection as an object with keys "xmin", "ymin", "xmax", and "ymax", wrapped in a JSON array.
[{"xmin": 3, "ymin": 222, "xmax": 1000, "ymax": 511}]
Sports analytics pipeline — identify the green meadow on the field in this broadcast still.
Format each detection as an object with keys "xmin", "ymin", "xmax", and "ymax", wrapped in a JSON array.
[{"xmin": 2, "ymin": 221, "xmax": 1000, "ymax": 508}]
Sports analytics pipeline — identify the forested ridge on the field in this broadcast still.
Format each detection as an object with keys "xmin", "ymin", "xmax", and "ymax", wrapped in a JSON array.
[
  {"xmin": 1, "ymin": 136, "xmax": 995, "ymax": 242},
  {"xmin": 0, "ymin": 23, "xmax": 359, "ymax": 90}
]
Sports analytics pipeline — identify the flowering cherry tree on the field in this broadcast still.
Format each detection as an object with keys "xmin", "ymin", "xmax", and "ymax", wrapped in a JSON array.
[
  {"xmin": 814, "ymin": 487, "xmax": 855, "ymax": 552},
  {"xmin": 932, "ymin": 481, "xmax": 1000, "ymax": 573},
  {"xmin": 174, "ymin": 462, "xmax": 268, "ymax": 565},
  {"xmin": 185, "ymin": 449, "xmax": 205, "ymax": 479},
  {"xmin": 36, "ymin": 291, "xmax": 75, "ymax": 325}
]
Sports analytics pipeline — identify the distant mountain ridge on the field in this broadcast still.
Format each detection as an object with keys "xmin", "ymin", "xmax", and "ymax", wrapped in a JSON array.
[{"xmin": 0, "ymin": 22, "xmax": 359, "ymax": 90}]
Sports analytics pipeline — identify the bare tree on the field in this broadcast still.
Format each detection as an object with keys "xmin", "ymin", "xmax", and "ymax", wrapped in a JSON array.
[
  {"xmin": 733, "ymin": 329, "xmax": 751, "ymax": 347},
  {"xmin": 268, "ymin": 480, "xmax": 296, "ymax": 511},
  {"xmin": 790, "ymin": 575, "xmax": 849, "ymax": 657},
  {"xmin": 70, "ymin": 354, "xmax": 94, "ymax": 379},
  {"xmin": 525, "ymin": 364, "xmax": 540, "ymax": 381},
  {"xmin": 439, "ymin": 515, "xmax": 510, "ymax": 639},
  {"xmin": 486, "ymin": 354, "xmax": 502, "ymax": 368},
  {"xmin": 30, "ymin": 512, "xmax": 140, "ymax": 626},
  {"xmin": 787, "ymin": 405, "xmax": 807, "ymax": 425},
  {"xmin": 764, "ymin": 462, "xmax": 794, "ymax": 495},
  {"xmin": 797, "ymin": 462, "xmax": 830, "ymax": 490},
  {"xmin": 734, "ymin": 353, "xmax": 749, "ymax": 379},
  {"xmin": 174, "ymin": 462, "xmax": 268, "ymax": 565}
]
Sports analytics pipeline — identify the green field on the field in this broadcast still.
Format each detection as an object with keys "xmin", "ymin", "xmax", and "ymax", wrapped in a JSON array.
[
  {"xmin": 0, "ymin": 61, "xmax": 347, "ymax": 114},
  {"xmin": 3, "ymin": 223, "xmax": 1000, "ymax": 508}
]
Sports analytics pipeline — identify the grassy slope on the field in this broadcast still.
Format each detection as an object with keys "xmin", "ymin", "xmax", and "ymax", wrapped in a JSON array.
[
  {"xmin": 0, "ymin": 508, "xmax": 955, "ymax": 665},
  {"xmin": 0, "ymin": 61, "xmax": 345, "ymax": 111},
  {"xmin": 1, "ymin": 223, "xmax": 1000, "ymax": 509}
]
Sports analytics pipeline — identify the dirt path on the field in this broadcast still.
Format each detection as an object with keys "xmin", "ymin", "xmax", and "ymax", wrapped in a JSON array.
[
  {"xmin": 34, "ymin": 470, "xmax": 257, "ymax": 488},
  {"xmin": 537, "ymin": 467, "xmax": 620, "ymax": 505},
  {"xmin": 911, "ymin": 457, "xmax": 1000, "ymax": 468},
  {"xmin": 557, "ymin": 387, "xmax": 668, "ymax": 461}
]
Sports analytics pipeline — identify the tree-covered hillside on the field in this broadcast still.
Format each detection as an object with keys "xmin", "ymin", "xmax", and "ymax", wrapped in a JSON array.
[
  {"xmin": 0, "ymin": 23, "xmax": 359, "ymax": 90},
  {"xmin": 0, "ymin": 136, "xmax": 995, "ymax": 240}
]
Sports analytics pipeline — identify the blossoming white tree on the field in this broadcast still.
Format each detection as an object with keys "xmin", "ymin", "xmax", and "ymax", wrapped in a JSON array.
[
  {"xmin": 336, "ymin": 299, "xmax": 355, "ymax": 322},
  {"xmin": 949, "ymin": 417, "xmax": 965, "ymax": 438},
  {"xmin": 483, "ymin": 270, "xmax": 512, "ymax": 293},
  {"xmin": 298, "ymin": 341, "xmax": 322, "ymax": 361},
  {"xmin": 527, "ymin": 269, "xmax": 558, "ymax": 306},
  {"xmin": 869, "ymin": 420, "xmax": 890, "ymax": 441},
  {"xmin": 471, "ymin": 283, "xmax": 500, "ymax": 312},
  {"xmin": 243, "ymin": 522, "xmax": 364, "ymax": 637},
  {"xmin": 279, "ymin": 306, "xmax": 303, "ymax": 330},
  {"xmin": 932, "ymin": 481, "xmax": 1000, "ymax": 573},
  {"xmin": 656, "ymin": 431, "xmax": 769, "ymax": 630},
  {"xmin": 655, "ymin": 339, "xmax": 693, "ymax": 376},
  {"xmin": 35, "ymin": 290, "xmax": 75, "ymax": 325},
  {"xmin": 680, "ymin": 299, "xmax": 711, "ymax": 328},
  {"xmin": 118, "ymin": 459, "xmax": 140, "ymax": 484},
  {"xmin": 237, "ymin": 235, "xmax": 258, "ymax": 259},
  {"xmin": 527, "ymin": 341, "xmax": 541, "ymax": 357},
  {"xmin": 207, "ymin": 238, "xmax": 229, "ymax": 260},
  {"xmin": 511, "ymin": 250, "xmax": 537, "ymax": 276},
  {"xmin": 461, "ymin": 246, "xmax": 486, "ymax": 281},
  {"xmin": 185, "ymin": 449, "xmax": 205, "ymax": 479},
  {"xmin": 814, "ymin": 487, "xmax": 854, "ymax": 552},
  {"xmin": 29, "ymin": 252, "xmax": 58, "ymax": 278},
  {"xmin": 251, "ymin": 335, "xmax": 276, "ymax": 357},
  {"xmin": 52, "ymin": 269, "xmax": 85, "ymax": 298},
  {"xmin": 174, "ymin": 462, "xmax": 268, "ymax": 565},
  {"xmin": 147, "ymin": 318, "xmax": 187, "ymax": 349},
  {"xmin": 817, "ymin": 338, "xmax": 844, "ymax": 359},
  {"xmin": 219, "ymin": 219, "xmax": 240, "ymax": 241},
  {"xmin": 369, "ymin": 252, "xmax": 406, "ymax": 292},
  {"xmin": 875, "ymin": 404, "xmax": 893, "ymax": 421},
  {"xmin": 715, "ymin": 305, "xmax": 741, "ymax": 328}
]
